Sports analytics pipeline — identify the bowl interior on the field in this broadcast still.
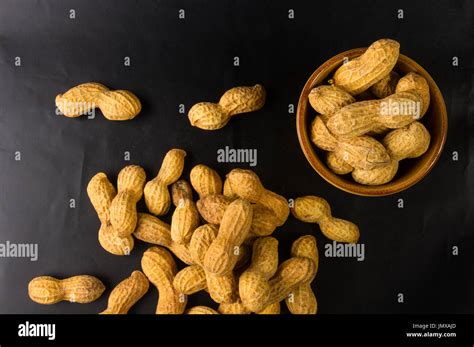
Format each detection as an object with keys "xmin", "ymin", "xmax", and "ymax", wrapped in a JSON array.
[{"xmin": 296, "ymin": 49, "xmax": 448, "ymax": 196}]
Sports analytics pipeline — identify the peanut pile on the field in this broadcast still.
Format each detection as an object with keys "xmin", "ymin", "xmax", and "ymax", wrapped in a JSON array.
[
  {"xmin": 310, "ymin": 38, "xmax": 431, "ymax": 185},
  {"xmin": 28, "ymin": 149, "xmax": 360, "ymax": 314}
]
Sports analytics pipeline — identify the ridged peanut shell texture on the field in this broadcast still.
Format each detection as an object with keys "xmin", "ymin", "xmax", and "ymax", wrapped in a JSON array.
[
  {"xmin": 29, "ymin": 275, "xmax": 105, "ymax": 304},
  {"xmin": 101, "ymin": 271, "xmax": 149, "ymax": 314},
  {"xmin": 171, "ymin": 180, "xmax": 193, "ymax": 207},
  {"xmin": 333, "ymin": 39, "xmax": 400, "ymax": 95},
  {"xmin": 383, "ymin": 121, "xmax": 431, "ymax": 161},
  {"xmin": 308, "ymin": 85, "xmax": 355, "ymax": 119},
  {"xmin": 141, "ymin": 247, "xmax": 187, "ymax": 314},
  {"xmin": 326, "ymin": 91, "xmax": 422, "ymax": 138},
  {"xmin": 203, "ymin": 199, "xmax": 253, "ymax": 275},
  {"xmin": 109, "ymin": 165, "xmax": 146, "ymax": 238},
  {"xmin": 292, "ymin": 196, "xmax": 360, "ymax": 243},
  {"xmin": 190, "ymin": 164, "xmax": 223, "ymax": 198},
  {"xmin": 187, "ymin": 306, "xmax": 219, "ymax": 315},
  {"xmin": 396, "ymin": 72, "xmax": 430, "ymax": 116},
  {"xmin": 370, "ymin": 71, "xmax": 400, "ymax": 99},
  {"xmin": 188, "ymin": 84, "xmax": 265, "ymax": 130},
  {"xmin": 55, "ymin": 82, "xmax": 141, "ymax": 120},
  {"xmin": 170, "ymin": 199, "xmax": 200, "ymax": 244},
  {"xmin": 144, "ymin": 149, "xmax": 186, "ymax": 216},
  {"xmin": 225, "ymin": 169, "xmax": 289, "ymax": 226},
  {"xmin": 311, "ymin": 116, "xmax": 390, "ymax": 170},
  {"xmin": 286, "ymin": 236, "xmax": 318, "ymax": 314}
]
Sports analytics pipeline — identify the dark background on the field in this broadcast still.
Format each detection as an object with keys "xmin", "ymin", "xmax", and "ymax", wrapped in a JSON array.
[{"xmin": 0, "ymin": 0, "xmax": 472, "ymax": 314}]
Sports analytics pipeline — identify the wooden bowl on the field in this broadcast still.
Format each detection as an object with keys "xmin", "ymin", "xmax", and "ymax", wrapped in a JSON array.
[{"xmin": 296, "ymin": 48, "xmax": 448, "ymax": 196}]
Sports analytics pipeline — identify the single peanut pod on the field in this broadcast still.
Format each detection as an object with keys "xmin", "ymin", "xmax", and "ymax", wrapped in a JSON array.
[
  {"xmin": 99, "ymin": 222, "xmax": 134, "ymax": 256},
  {"xmin": 96, "ymin": 90, "xmax": 141, "ymax": 121},
  {"xmin": 311, "ymin": 116, "xmax": 390, "ymax": 170},
  {"xmin": 100, "ymin": 271, "xmax": 149, "ymax": 314},
  {"xmin": 189, "ymin": 224, "xmax": 219, "ymax": 265},
  {"xmin": 203, "ymin": 199, "xmax": 253, "ymax": 275},
  {"xmin": 250, "ymin": 204, "xmax": 278, "ymax": 237},
  {"xmin": 285, "ymin": 236, "xmax": 318, "ymax": 314},
  {"xmin": 87, "ymin": 172, "xmax": 116, "ymax": 225},
  {"xmin": 134, "ymin": 213, "xmax": 194, "ymax": 265},
  {"xmin": 144, "ymin": 149, "xmax": 186, "ymax": 216},
  {"xmin": 196, "ymin": 194, "xmax": 233, "ymax": 225},
  {"xmin": 267, "ymin": 257, "xmax": 316, "ymax": 305},
  {"xmin": 308, "ymin": 85, "xmax": 355, "ymax": 117},
  {"xmin": 239, "ymin": 237, "xmax": 279, "ymax": 312},
  {"xmin": 206, "ymin": 272, "xmax": 238, "ymax": 304},
  {"xmin": 256, "ymin": 302, "xmax": 281, "ymax": 315},
  {"xmin": 109, "ymin": 165, "xmax": 146, "ymax": 238},
  {"xmin": 218, "ymin": 84, "xmax": 266, "ymax": 116},
  {"xmin": 29, "ymin": 275, "xmax": 105, "ymax": 304},
  {"xmin": 223, "ymin": 178, "xmax": 236, "ymax": 198},
  {"xmin": 55, "ymin": 82, "xmax": 109, "ymax": 117},
  {"xmin": 352, "ymin": 159, "xmax": 399, "ymax": 185},
  {"xmin": 396, "ymin": 72, "xmax": 430, "ymax": 116},
  {"xmin": 141, "ymin": 247, "xmax": 187, "ymax": 314},
  {"xmin": 334, "ymin": 39, "xmax": 400, "ymax": 95},
  {"xmin": 171, "ymin": 180, "xmax": 193, "ymax": 207},
  {"xmin": 218, "ymin": 300, "xmax": 251, "ymax": 315},
  {"xmin": 370, "ymin": 71, "xmax": 400, "ymax": 99},
  {"xmin": 383, "ymin": 121, "xmax": 431, "ymax": 161},
  {"xmin": 188, "ymin": 85, "xmax": 265, "ymax": 130},
  {"xmin": 173, "ymin": 265, "xmax": 207, "ymax": 295},
  {"xmin": 190, "ymin": 164, "xmax": 223, "ymax": 198},
  {"xmin": 225, "ymin": 169, "xmax": 289, "ymax": 226},
  {"xmin": 326, "ymin": 152, "xmax": 353, "ymax": 175},
  {"xmin": 186, "ymin": 306, "xmax": 219, "ymax": 315},
  {"xmin": 291, "ymin": 196, "xmax": 360, "ymax": 243},
  {"xmin": 327, "ymin": 91, "xmax": 422, "ymax": 138},
  {"xmin": 170, "ymin": 199, "xmax": 200, "ymax": 244}
]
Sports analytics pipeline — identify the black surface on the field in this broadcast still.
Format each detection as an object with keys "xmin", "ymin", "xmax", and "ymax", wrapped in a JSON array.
[{"xmin": 0, "ymin": 0, "xmax": 473, "ymax": 314}]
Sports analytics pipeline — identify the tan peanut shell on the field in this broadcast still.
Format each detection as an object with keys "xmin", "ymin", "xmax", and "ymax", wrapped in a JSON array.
[
  {"xmin": 87, "ymin": 172, "xmax": 133, "ymax": 255},
  {"xmin": 218, "ymin": 300, "xmax": 251, "ymax": 314},
  {"xmin": 55, "ymin": 82, "xmax": 141, "ymax": 120},
  {"xmin": 171, "ymin": 180, "xmax": 193, "ymax": 207},
  {"xmin": 326, "ymin": 152, "xmax": 353, "ymax": 175},
  {"xmin": 98, "ymin": 222, "xmax": 134, "ymax": 256},
  {"xmin": 29, "ymin": 275, "xmax": 105, "ymax": 304},
  {"xmin": 134, "ymin": 213, "xmax": 194, "ymax": 265},
  {"xmin": 144, "ymin": 149, "xmax": 186, "ymax": 216},
  {"xmin": 285, "ymin": 236, "xmax": 318, "ymax": 314},
  {"xmin": 239, "ymin": 237, "xmax": 279, "ymax": 312},
  {"xmin": 109, "ymin": 165, "xmax": 146, "ymax": 238},
  {"xmin": 203, "ymin": 199, "xmax": 253, "ymax": 275},
  {"xmin": 257, "ymin": 302, "xmax": 281, "ymax": 314},
  {"xmin": 327, "ymin": 91, "xmax": 422, "ymax": 138},
  {"xmin": 396, "ymin": 72, "xmax": 430, "ymax": 116},
  {"xmin": 170, "ymin": 198, "xmax": 200, "ymax": 244},
  {"xmin": 190, "ymin": 164, "xmax": 223, "ymax": 198},
  {"xmin": 197, "ymin": 194, "xmax": 278, "ymax": 236},
  {"xmin": 188, "ymin": 84, "xmax": 266, "ymax": 130},
  {"xmin": 291, "ymin": 196, "xmax": 360, "ymax": 243},
  {"xmin": 308, "ymin": 85, "xmax": 355, "ymax": 118},
  {"xmin": 206, "ymin": 271, "xmax": 238, "ymax": 304},
  {"xmin": 351, "ymin": 159, "xmax": 399, "ymax": 185},
  {"xmin": 141, "ymin": 247, "xmax": 187, "ymax": 314},
  {"xmin": 173, "ymin": 265, "xmax": 207, "ymax": 295},
  {"xmin": 225, "ymin": 169, "xmax": 289, "ymax": 226},
  {"xmin": 370, "ymin": 71, "xmax": 400, "ymax": 98},
  {"xmin": 186, "ymin": 306, "xmax": 219, "ymax": 315},
  {"xmin": 87, "ymin": 172, "xmax": 116, "ymax": 225},
  {"xmin": 383, "ymin": 121, "xmax": 431, "ymax": 161},
  {"xmin": 100, "ymin": 271, "xmax": 149, "ymax": 314},
  {"xmin": 333, "ymin": 39, "xmax": 400, "ymax": 95},
  {"xmin": 267, "ymin": 257, "xmax": 317, "ymax": 305},
  {"xmin": 189, "ymin": 224, "xmax": 219, "ymax": 265},
  {"xmin": 311, "ymin": 116, "xmax": 390, "ymax": 170}
]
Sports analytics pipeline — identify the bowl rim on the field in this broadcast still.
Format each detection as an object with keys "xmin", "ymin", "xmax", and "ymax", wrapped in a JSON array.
[{"xmin": 296, "ymin": 48, "xmax": 448, "ymax": 197}]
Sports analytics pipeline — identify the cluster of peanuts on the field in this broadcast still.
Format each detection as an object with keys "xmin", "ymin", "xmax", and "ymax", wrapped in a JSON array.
[
  {"xmin": 28, "ymin": 149, "xmax": 360, "ymax": 314},
  {"xmin": 309, "ymin": 39, "xmax": 431, "ymax": 185}
]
